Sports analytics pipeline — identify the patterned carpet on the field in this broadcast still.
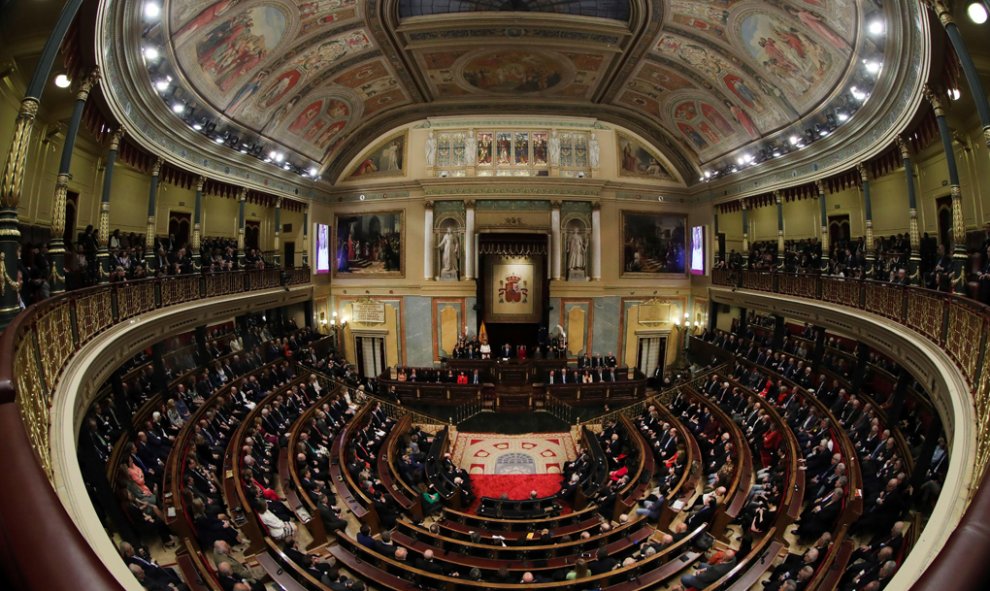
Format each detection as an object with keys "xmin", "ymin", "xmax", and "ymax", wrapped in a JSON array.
[
  {"xmin": 452, "ymin": 431, "xmax": 577, "ymax": 475},
  {"xmin": 453, "ymin": 432, "xmax": 578, "ymax": 507}
]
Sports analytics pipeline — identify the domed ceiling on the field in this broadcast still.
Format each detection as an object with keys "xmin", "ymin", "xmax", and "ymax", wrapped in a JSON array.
[{"xmin": 130, "ymin": 0, "xmax": 883, "ymax": 183}]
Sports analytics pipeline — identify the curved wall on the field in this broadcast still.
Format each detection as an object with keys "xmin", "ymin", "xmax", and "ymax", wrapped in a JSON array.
[{"xmin": 709, "ymin": 285, "xmax": 976, "ymax": 590}]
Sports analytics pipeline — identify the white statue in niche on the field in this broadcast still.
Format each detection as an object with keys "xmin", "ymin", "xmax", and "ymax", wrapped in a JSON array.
[
  {"xmin": 588, "ymin": 133, "xmax": 600, "ymax": 168},
  {"xmin": 549, "ymin": 131, "xmax": 560, "ymax": 166},
  {"xmin": 437, "ymin": 227, "xmax": 460, "ymax": 278},
  {"xmin": 425, "ymin": 130, "xmax": 437, "ymax": 166},
  {"xmin": 566, "ymin": 227, "xmax": 587, "ymax": 279},
  {"xmin": 464, "ymin": 134, "xmax": 477, "ymax": 165}
]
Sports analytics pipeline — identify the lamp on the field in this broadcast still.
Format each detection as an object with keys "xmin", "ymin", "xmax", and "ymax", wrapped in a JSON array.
[{"xmin": 969, "ymin": 2, "xmax": 988, "ymax": 24}]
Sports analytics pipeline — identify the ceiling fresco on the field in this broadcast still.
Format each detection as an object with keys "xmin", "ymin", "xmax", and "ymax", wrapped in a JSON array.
[{"xmin": 151, "ymin": 0, "xmax": 867, "ymax": 180}]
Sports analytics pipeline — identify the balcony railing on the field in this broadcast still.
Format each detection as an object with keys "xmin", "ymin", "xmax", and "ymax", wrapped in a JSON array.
[
  {"xmin": 0, "ymin": 267, "xmax": 311, "ymax": 591},
  {"xmin": 711, "ymin": 268, "xmax": 990, "ymax": 591}
]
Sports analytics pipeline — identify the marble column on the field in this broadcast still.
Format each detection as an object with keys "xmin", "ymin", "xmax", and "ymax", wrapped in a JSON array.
[
  {"xmin": 897, "ymin": 136, "xmax": 921, "ymax": 274},
  {"xmin": 464, "ymin": 200, "xmax": 475, "ymax": 280},
  {"xmin": 930, "ymin": 0, "xmax": 990, "ymax": 146},
  {"xmin": 301, "ymin": 207, "xmax": 309, "ymax": 267},
  {"xmin": 741, "ymin": 201, "xmax": 749, "ymax": 267},
  {"xmin": 550, "ymin": 201, "xmax": 562, "ymax": 280},
  {"xmin": 0, "ymin": 0, "xmax": 87, "ymax": 324},
  {"xmin": 97, "ymin": 129, "xmax": 124, "ymax": 284},
  {"xmin": 273, "ymin": 197, "xmax": 282, "ymax": 266},
  {"xmin": 858, "ymin": 164, "xmax": 874, "ymax": 256},
  {"xmin": 191, "ymin": 177, "xmax": 204, "ymax": 268},
  {"xmin": 236, "ymin": 188, "xmax": 247, "ymax": 268},
  {"xmin": 144, "ymin": 158, "xmax": 163, "ymax": 271},
  {"xmin": 926, "ymin": 85, "xmax": 968, "ymax": 288},
  {"xmin": 423, "ymin": 201, "xmax": 434, "ymax": 280},
  {"xmin": 775, "ymin": 191, "xmax": 784, "ymax": 267},
  {"xmin": 591, "ymin": 202, "xmax": 601, "ymax": 280},
  {"xmin": 816, "ymin": 180, "xmax": 829, "ymax": 268},
  {"xmin": 50, "ymin": 68, "xmax": 99, "ymax": 293}
]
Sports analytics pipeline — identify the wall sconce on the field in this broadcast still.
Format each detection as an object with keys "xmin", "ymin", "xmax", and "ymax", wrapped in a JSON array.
[{"xmin": 331, "ymin": 311, "xmax": 338, "ymax": 326}]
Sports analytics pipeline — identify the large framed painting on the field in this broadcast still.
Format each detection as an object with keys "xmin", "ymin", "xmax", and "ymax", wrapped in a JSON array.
[
  {"xmin": 483, "ymin": 255, "xmax": 544, "ymax": 324},
  {"xmin": 621, "ymin": 211, "xmax": 687, "ymax": 275},
  {"xmin": 333, "ymin": 210, "xmax": 403, "ymax": 277},
  {"xmin": 616, "ymin": 133, "xmax": 673, "ymax": 179},
  {"xmin": 345, "ymin": 132, "xmax": 407, "ymax": 180}
]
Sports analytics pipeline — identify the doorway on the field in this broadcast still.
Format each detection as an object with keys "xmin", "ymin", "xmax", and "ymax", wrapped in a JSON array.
[
  {"xmin": 355, "ymin": 335, "xmax": 386, "ymax": 379},
  {"xmin": 284, "ymin": 242, "xmax": 295, "ymax": 267},
  {"xmin": 245, "ymin": 220, "xmax": 261, "ymax": 250},
  {"xmin": 827, "ymin": 214, "xmax": 850, "ymax": 247},
  {"xmin": 636, "ymin": 335, "xmax": 667, "ymax": 381},
  {"xmin": 936, "ymin": 196, "xmax": 952, "ymax": 248},
  {"xmin": 63, "ymin": 191, "xmax": 79, "ymax": 248},
  {"xmin": 168, "ymin": 211, "xmax": 191, "ymax": 249}
]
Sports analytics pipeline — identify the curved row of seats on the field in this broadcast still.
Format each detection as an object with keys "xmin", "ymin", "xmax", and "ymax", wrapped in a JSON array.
[{"xmin": 698, "ymin": 327, "xmax": 931, "ymax": 589}]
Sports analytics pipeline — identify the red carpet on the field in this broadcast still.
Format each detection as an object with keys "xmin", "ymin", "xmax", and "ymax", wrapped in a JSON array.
[{"xmin": 466, "ymin": 474, "xmax": 564, "ymax": 512}]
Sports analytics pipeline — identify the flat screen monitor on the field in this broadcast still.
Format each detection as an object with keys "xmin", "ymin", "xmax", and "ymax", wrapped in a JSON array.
[
  {"xmin": 315, "ymin": 223, "xmax": 330, "ymax": 274},
  {"xmin": 690, "ymin": 225, "xmax": 705, "ymax": 275}
]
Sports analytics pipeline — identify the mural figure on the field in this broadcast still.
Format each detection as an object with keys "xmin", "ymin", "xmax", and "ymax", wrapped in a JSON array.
[
  {"xmin": 349, "ymin": 134, "xmax": 406, "ymax": 178},
  {"xmin": 461, "ymin": 50, "xmax": 565, "ymax": 93},
  {"xmin": 618, "ymin": 134, "xmax": 673, "ymax": 177},
  {"xmin": 288, "ymin": 99, "xmax": 323, "ymax": 134},
  {"xmin": 194, "ymin": 6, "xmax": 286, "ymax": 93},
  {"xmin": 173, "ymin": 0, "xmax": 240, "ymax": 39}
]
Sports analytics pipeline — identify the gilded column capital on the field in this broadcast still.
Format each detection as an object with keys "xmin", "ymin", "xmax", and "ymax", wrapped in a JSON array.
[
  {"xmin": 151, "ymin": 158, "xmax": 163, "ymax": 177},
  {"xmin": 924, "ymin": 84, "xmax": 946, "ymax": 117},
  {"xmin": 550, "ymin": 200, "xmax": 562, "ymax": 209},
  {"xmin": 465, "ymin": 199, "xmax": 476, "ymax": 209},
  {"xmin": 275, "ymin": 196, "xmax": 283, "ymax": 208},
  {"xmin": 238, "ymin": 187, "xmax": 248, "ymax": 201},
  {"xmin": 740, "ymin": 199, "xmax": 747, "ymax": 211},
  {"xmin": 815, "ymin": 180, "xmax": 826, "ymax": 195},
  {"xmin": 424, "ymin": 200, "xmax": 434, "ymax": 210},
  {"xmin": 195, "ymin": 176, "xmax": 206, "ymax": 192},
  {"xmin": 896, "ymin": 136, "xmax": 911, "ymax": 160},
  {"xmin": 929, "ymin": 0, "xmax": 954, "ymax": 27},
  {"xmin": 108, "ymin": 128, "xmax": 124, "ymax": 151},
  {"xmin": 76, "ymin": 67, "xmax": 101, "ymax": 102},
  {"xmin": 773, "ymin": 191, "xmax": 782, "ymax": 204},
  {"xmin": 591, "ymin": 201, "xmax": 601, "ymax": 211},
  {"xmin": 857, "ymin": 163, "xmax": 869, "ymax": 183}
]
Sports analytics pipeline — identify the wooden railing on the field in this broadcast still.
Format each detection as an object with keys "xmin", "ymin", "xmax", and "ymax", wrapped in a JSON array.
[
  {"xmin": 711, "ymin": 269, "xmax": 990, "ymax": 591},
  {"xmin": 0, "ymin": 267, "xmax": 311, "ymax": 591}
]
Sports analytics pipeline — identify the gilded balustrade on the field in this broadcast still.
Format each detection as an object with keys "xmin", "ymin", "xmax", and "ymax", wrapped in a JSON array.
[
  {"xmin": 906, "ymin": 290, "xmax": 946, "ymax": 344},
  {"xmin": 0, "ymin": 269, "xmax": 310, "ymax": 487}
]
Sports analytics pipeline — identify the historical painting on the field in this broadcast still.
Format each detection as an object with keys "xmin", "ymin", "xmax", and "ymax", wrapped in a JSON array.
[
  {"xmin": 190, "ymin": 5, "xmax": 288, "ymax": 94},
  {"xmin": 737, "ymin": 11, "xmax": 840, "ymax": 100},
  {"xmin": 622, "ymin": 211, "xmax": 687, "ymax": 275},
  {"xmin": 460, "ymin": 50, "xmax": 569, "ymax": 94},
  {"xmin": 333, "ymin": 211, "xmax": 403, "ymax": 276},
  {"xmin": 616, "ymin": 133, "xmax": 673, "ymax": 179},
  {"xmin": 483, "ymin": 256, "xmax": 544, "ymax": 324},
  {"xmin": 346, "ymin": 132, "xmax": 406, "ymax": 179}
]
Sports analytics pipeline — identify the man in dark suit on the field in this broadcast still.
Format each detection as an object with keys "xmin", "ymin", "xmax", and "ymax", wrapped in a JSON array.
[
  {"xmin": 501, "ymin": 343, "xmax": 513, "ymax": 358},
  {"xmin": 679, "ymin": 550, "xmax": 737, "ymax": 588}
]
